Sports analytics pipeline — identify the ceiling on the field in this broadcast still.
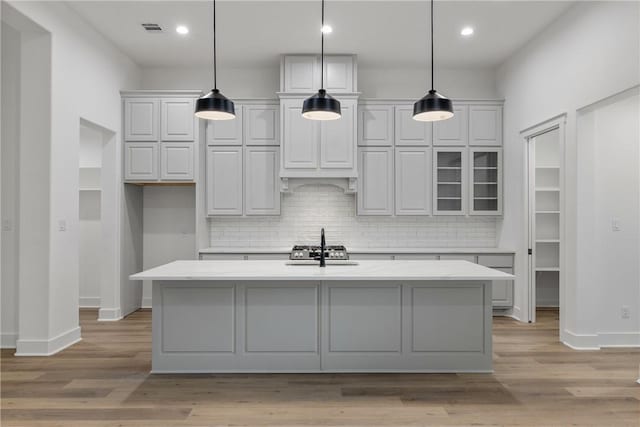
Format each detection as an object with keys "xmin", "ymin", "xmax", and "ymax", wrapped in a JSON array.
[{"xmin": 67, "ymin": 0, "xmax": 575, "ymax": 69}]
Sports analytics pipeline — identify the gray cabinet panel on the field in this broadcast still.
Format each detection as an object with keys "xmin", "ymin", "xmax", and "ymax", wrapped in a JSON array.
[
  {"xmin": 124, "ymin": 142, "xmax": 158, "ymax": 181},
  {"xmin": 207, "ymin": 106, "xmax": 243, "ymax": 146},
  {"xmin": 124, "ymin": 98, "xmax": 159, "ymax": 141},
  {"xmin": 244, "ymin": 146, "xmax": 280, "ymax": 215},
  {"xmin": 395, "ymin": 147, "xmax": 431, "ymax": 215},
  {"xmin": 161, "ymin": 98, "xmax": 195, "ymax": 141},
  {"xmin": 206, "ymin": 146, "xmax": 243, "ymax": 215},
  {"xmin": 160, "ymin": 142, "xmax": 194, "ymax": 181},
  {"xmin": 358, "ymin": 105, "xmax": 394, "ymax": 146},
  {"xmin": 357, "ymin": 147, "xmax": 394, "ymax": 215}
]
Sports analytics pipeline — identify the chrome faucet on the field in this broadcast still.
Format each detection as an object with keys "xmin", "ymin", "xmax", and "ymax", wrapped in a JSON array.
[{"xmin": 319, "ymin": 228, "xmax": 326, "ymax": 267}]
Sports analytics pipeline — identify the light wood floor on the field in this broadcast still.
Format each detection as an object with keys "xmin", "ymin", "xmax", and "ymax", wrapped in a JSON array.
[{"xmin": 1, "ymin": 309, "xmax": 639, "ymax": 426}]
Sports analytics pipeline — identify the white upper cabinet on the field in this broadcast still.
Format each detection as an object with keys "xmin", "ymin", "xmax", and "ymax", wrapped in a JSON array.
[
  {"xmin": 161, "ymin": 98, "xmax": 195, "ymax": 141},
  {"xmin": 357, "ymin": 147, "xmax": 394, "ymax": 215},
  {"xmin": 124, "ymin": 98, "xmax": 159, "ymax": 141},
  {"xmin": 395, "ymin": 105, "xmax": 432, "ymax": 146},
  {"xmin": 320, "ymin": 99, "xmax": 356, "ymax": 169},
  {"xmin": 244, "ymin": 104, "xmax": 279, "ymax": 146},
  {"xmin": 469, "ymin": 105, "xmax": 503, "ymax": 146},
  {"xmin": 395, "ymin": 147, "xmax": 431, "ymax": 215},
  {"xmin": 469, "ymin": 148, "xmax": 502, "ymax": 215},
  {"xmin": 160, "ymin": 142, "xmax": 194, "ymax": 181},
  {"xmin": 207, "ymin": 105, "xmax": 243, "ymax": 146},
  {"xmin": 281, "ymin": 98, "xmax": 319, "ymax": 169},
  {"xmin": 282, "ymin": 55, "xmax": 319, "ymax": 93},
  {"xmin": 244, "ymin": 146, "xmax": 280, "ymax": 215},
  {"xmin": 433, "ymin": 148, "xmax": 467, "ymax": 215},
  {"xmin": 206, "ymin": 146, "xmax": 243, "ymax": 215},
  {"xmin": 124, "ymin": 142, "xmax": 158, "ymax": 181},
  {"xmin": 358, "ymin": 105, "xmax": 394, "ymax": 146},
  {"xmin": 433, "ymin": 105, "xmax": 468, "ymax": 146},
  {"xmin": 323, "ymin": 55, "xmax": 355, "ymax": 93},
  {"xmin": 281, "ymin": 54, "xmax": 357, "ymax": 93}
]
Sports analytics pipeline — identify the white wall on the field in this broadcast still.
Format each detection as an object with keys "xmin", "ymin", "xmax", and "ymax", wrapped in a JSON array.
[
  {"xmin": 141, "ymin": 65, "xmax": 499, "ymax": 100},
  {"xmin": 1, "ymin": 23, "xmax": 21, "ymax": 348},
  {"xmin": 142, "ymin": 186, "xmax": 196, "ymax": 307},
  {"xmin": 496, "ymin": 1, "xmax": 640, "ymax": 347},
  {"xmin": 576, "ymin": 88, "xmax": 640, "ymax": 346},
  {"xmin": 3, "ymin": 1, "xmax": 141, "ymax": 354}
]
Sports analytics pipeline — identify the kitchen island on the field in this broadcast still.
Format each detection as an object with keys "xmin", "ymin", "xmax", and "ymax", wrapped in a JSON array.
[{"xmin": 131, "ymin": 260, "xmax": 514, "ymax": 373}]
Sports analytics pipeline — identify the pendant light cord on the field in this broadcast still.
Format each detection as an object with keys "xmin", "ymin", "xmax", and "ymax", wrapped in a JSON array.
[
  {"xmin": 213, "ymin": 0, "xmax": 217, "ymax": 90},
  {"xmin": 430, "ymin": 0, "xmax": 434, "ymax": 91},
  {"xmin": 321, "ymin": 0, "xmax": 325, "ymax": 90}
]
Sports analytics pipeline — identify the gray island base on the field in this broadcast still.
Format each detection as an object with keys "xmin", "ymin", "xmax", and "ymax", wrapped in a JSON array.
[{"xmin": 130, "ymin": 260, "xmax": 514, "ymax": 373}]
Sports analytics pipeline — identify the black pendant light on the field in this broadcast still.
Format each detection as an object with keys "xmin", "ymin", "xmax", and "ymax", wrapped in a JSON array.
[
  {"xmin": 195, "ymin": 0, "xmax": 235, "ymax": 120},
  {"xmin": 413, "ymin": 0, "xmax": 454, "ymax": 122},
  {"xmin": 302, "ymin": 0, "xmax": 341, "ymax": 121}
]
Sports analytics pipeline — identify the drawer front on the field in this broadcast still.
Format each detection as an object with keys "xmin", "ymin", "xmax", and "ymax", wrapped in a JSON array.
[
  {"xmin": 200, "ymin": 254, "xmax": 247, "ymax": 260},
  {"xmin": 438, "ymin": 255, "xmax": 477, "ymax": 263},
  {"xmin": 477, "ymin": 255, "xmax": 513, "ymax": 268}
]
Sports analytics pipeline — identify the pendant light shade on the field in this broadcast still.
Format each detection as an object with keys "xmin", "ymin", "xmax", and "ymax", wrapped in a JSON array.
[
  {"xmin": 195, "ymin": 0, "xmax": 235, "ymax": 121},
  {"xmin": 195, "ymin": 89, "xmax": 235, "ymax": 120},
  {"xmin": 413, "ymin": 0, "xmax": 453, "ymax": 122},
  {"xmin": 302, "ymin": 89, "xmax": 341, "ymax": 120},
  {"xmin": 303, "ymin": 0, "xmax": 341, "ymax": 121},
  {"xmin": 413, "ymin": 90, "xmax": 454, "ymax": 122}
]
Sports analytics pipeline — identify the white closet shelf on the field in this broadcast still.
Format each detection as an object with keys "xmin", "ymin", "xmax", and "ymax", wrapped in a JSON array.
[
  {"xmin": 536, "ymin": 210, "xmax": 560, "ymax": 214},
  {"xmin": 79, "ymin": 188, "xmax": 101, "ymax": 192},
  {"xmin": 536, "ymin": 239, "xmax": 560, "ymax": 243},
  {"xmin": 535, "ymin": 187, "xmax": 560, "ymax": 192},
  {"xmin": 536, "ymin": 267, "xmax": 560, "ymax": 272}
]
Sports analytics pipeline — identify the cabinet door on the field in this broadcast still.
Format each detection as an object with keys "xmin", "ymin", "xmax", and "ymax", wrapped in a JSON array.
[
  {"xmin": 469, "ymin": 105, "xmax": 502, "ymax": 146},
  {"xmin": 358, "ymin": 105, "xmax": 393, "ymax": 146},
  {"xmin": 395, "ymin": 147, "xmax": 431, "ymax": 215},
  {"xmin": 206, "ymin": 147, "xmax": 243, "ymax": 215},
  {"xmin": 124, "ymin": 143, "xmax": 158, "ymax": 181},
  {"xmin": 323, "ymin": 55, "xmax": 354, "ymax": 93},
  {"xmin": 433, "ymin": 148, "xmax": 467, "ymax": 215},
  {"xmin": 491, "ymin": 267, "xmax": 513, "ymax": 308},
  {"xmin": 433, "ymin": 105, "xmax": 468, "ymax": 146},
  {"xmin": 282, "ymin": 98, "xmax": 319, "ymax": 169},
  {"xmin": 395, "ymin": 105, "xmax": 432, "ymax": 146},
  {"xmin": 160, "ymin": 142, "xmax": 194, "ymax": 181},
  {"xmin": 161, "ymin": 98, "xmax": 195, "ymax": 141},
  {"xmin": 244, "ymin": 146, "xmax": 280, "ymax": 215},
  {"xmin": 124, "ymin": 98, "xmax": 159, "ymax": 141},
  {"xmin": 357, "ymin": 147, "xmax": 393, "ymax": 215},
  {"xmin": 469, "ymin": 148, "xmax": 502, "ymax": 215},
  {"xmin": 207, "ymin": 105, "xmax": 243, "ymax": 146},
  {"xmin": 320, "ymin": 99, "xmax": 355, "ymax": 169},
  {"xmin": 244, "ymin": 105, "xmax": 279, "ymax": 146},
  {"xmin": 283, "ymin": 55, "xmax": 319, "ymax": 93}
]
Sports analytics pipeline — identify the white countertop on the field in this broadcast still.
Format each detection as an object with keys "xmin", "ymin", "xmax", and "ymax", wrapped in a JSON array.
[
  {"xmin": 130, "ymin": 260, "xmax": 515, "ymax": 281},
  {"xmin": 198, "ymin": 247, "xmax": 515, "ymax": 254}
]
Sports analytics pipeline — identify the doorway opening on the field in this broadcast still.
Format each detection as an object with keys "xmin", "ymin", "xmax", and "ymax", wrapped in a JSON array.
[{"xmin": 522, "ymin": 116, "xmax": 566, "ymax": 325}]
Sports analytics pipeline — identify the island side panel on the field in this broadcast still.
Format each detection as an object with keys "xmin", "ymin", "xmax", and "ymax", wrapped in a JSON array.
[
  {"xmin": 321, "ymin": 281, "xmax": 492, "ymax": 372},
  {"xmin": 152, "ymin": 280, "xmax": 321, "ymax": 373},
  {"xmin": 152, "ymin": 279, "xmax": 492, "ymax": 373}
]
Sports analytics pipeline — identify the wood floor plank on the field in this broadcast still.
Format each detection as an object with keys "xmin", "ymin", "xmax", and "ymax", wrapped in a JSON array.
[{"xmin": 1, "ymin": 308, "xmax": 638, "ymax": 426}]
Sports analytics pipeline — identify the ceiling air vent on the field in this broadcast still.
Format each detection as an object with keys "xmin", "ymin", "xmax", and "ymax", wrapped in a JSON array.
[{"xmin": 141, "ymin": 23, "xmax": 163, "ymax": 33}]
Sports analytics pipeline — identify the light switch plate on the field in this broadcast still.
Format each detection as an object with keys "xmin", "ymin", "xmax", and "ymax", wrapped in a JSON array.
[
  {"xmin": 611, "ymin": 218, "xmax": 620, "ymax": 232},
  {"xmin": 58, "ymin": 220, "xmax": 67, "ymax": 232}
]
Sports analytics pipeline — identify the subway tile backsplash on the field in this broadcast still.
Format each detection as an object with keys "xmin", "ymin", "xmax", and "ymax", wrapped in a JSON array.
[{"xmin": 208, "ymin": 184, "xmax": 496, "ymax": 248}]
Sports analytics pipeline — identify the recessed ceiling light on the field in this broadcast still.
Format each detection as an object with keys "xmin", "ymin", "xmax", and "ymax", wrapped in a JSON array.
[
  {"xmin": 321, "ymin": 24, "xmax": 332, "ymax": 34},
  {"xmin": 461, "ymin": 26, "xmax": 474, "ymax": 36},
  {"xmin": 176, "ymin": 25, "xmax": 189, "ymax": 35}
]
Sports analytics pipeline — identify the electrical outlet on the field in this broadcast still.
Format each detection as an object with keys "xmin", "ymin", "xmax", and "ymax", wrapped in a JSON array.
[
  {"xmin": 621, "ymin": 306, "xmax": 630, "ymax": 320},
  {"xmin": 612, "ymin": 218, "xmax": 621, "ymax": 232},
  {"xmin": 2, "ymin": 219, "xmax": 11, "ymax": 231},
  {"xmin": 58, "ymin": 220, "xmax": 66, "ymax": 232}
]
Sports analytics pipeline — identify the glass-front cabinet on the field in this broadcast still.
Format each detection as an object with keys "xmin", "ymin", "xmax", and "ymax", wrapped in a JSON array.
[
  {"xmin": 470, "ymin": 148, "xmax": 502, "ymax": 215},
  {"xmin": 433, "ymin": 148, "xmax": 467, "ymax": 215}
]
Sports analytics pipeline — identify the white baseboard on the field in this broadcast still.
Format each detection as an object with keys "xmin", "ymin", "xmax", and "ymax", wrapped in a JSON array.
[
  {"xmin": 15, "ymin": 326, "xmax": 81, "ymax": 356},
  {"xmin": 142, "ymin": 297, "xmax": 152, "ymax": 308},
  {"xmin": 1, "ymin": 333, "xmax": 17, "ymax": 349},
  {"xmin": 598, "ymin": 331, "xmax": 640, "ymax": 348},
  {"xmin": 79, "ymin": 297, "xmax": 101, "ymax": 308},
  {"xmin": 563, "ymin": 329, "xmax": 640, "ymax": 350},
  {"xmin": 98, "ymin": 307, "xmax": 122, "ymax": 321}
]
